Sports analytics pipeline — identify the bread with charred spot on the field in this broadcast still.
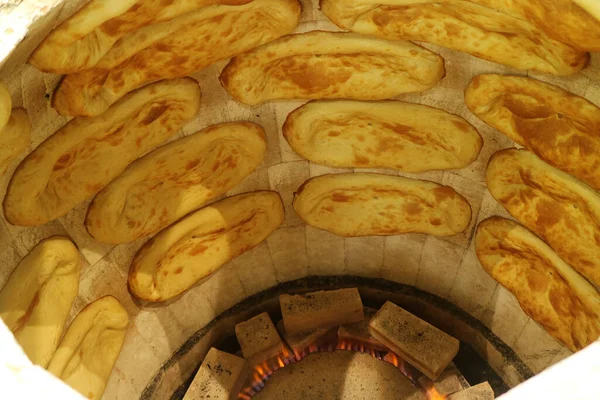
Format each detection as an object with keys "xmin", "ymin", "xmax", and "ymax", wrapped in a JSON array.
[
  {"xmin": 486, "ymin": 149, "xmax": 600, "ymax": 287},
  {"xmin": 4, "ymin": 78, "xmax": 201, "ymax": 226},
  {"xmin": 293, "ymin": 173, "xmax": 471, "ymax": 237},
  {"xmin": 129, "ymin": 191, "xmax": 284, "ymax": 302},
  {"xmin": 320, "ymin": 0, "xmax": 592, "ymax": 76},
  {"xmin": 29, "ymin": 0, "xmax": 254, "ymax": 74},
  {"xmin": 51, "ymin": 0, "xmax": 300, "ymax": 116},
  {"xmin": 476, "ymin": 217, "xmax": 600, "ymax": 352},
  {"xmin": 466, "ymin": 74, "xmax": 600, "ymax": 190},
  {"xmin": 86, "ymin": 122, "xmax": 266, "ymax": 244},
  {"xmin": 220, "ymin": 31, "xmax": 445, "ymax": 105},
  {"xmin": 283, "ymin": 100, "xmax": 482, "ymax": 172}
]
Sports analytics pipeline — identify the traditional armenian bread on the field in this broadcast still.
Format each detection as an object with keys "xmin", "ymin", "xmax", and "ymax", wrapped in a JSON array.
[
  {"xmin": 476, "ymin": 217, "xmax": 600, "ymax": 352},
  {"xmin": 479, "ymin": 0, "xmax": 600, "ymax": 52},
  {"xmin": 29, "ymin": 0, "xmax": 253, "ymax": 74},
  {"xmin": 0, "ymin": 237, "xmax": 81, "ymax": 367},
  {"xmin": 51, "ymin": 0, "xmax": 300, "ymax": 117},
  {"xmin": 283, "ymin": 100, "xmax": 482, "ymax": 172},
  {"xmin": 293, "ymin": 173, "xmax": 471, "ymax": 237},
  {"xmin": 320, "ymin": 0, "xmax": 590, "ymax": 76},
  {"xmin": 47, "ymin": 296, "xmax": 129, "ymax": 400},
  {"xmin": 486, "ymin": 149, "xmax": 600, "ymax": 288},
  {"xmin": 0, "ymin": 83, "xmax": 31, "ymax": 176},
  {"xmin": 3, "ymin": 78, "xmax": 201, "ymax": 227},
  {"xmin": 466, "ymin": 74, "xmax": 600, "ymax": 190},
  {"xmin": 86, "ymin": 122, "xmax": 267, "ymax": 244},
  {"xmin": 219, "ymin": 31, "xmax": 445, "ymax": 105},
  {"xmin": 129, "ymin": 191, "xmax": 284, "ymax": 302},
  {"xmin": 0, "ymin": 109, "xmax": 31, "ymax": 176},
  {"xmin": 0, "ymin": 82, "xmax": 11, "ymax": 128}
]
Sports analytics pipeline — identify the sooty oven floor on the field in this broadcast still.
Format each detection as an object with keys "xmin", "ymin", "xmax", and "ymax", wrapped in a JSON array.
[{"xmin": 253, "ymin": 351, "xmax": 424, "ymax": 400}]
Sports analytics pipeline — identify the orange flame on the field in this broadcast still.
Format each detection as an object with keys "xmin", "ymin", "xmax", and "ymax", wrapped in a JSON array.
[
  {"xmin": 238, "ymin": 336, "xmax": 443, "ymax": 399},
  {"xmin": 383, "ymin": 352, "xmax": 414, "ymax": 381},
  {"xmin": 423, "ymin": 381, "xmax": 447, "ymax": 400},
  {"xmin": 427, "ymin": 388, "xmax": 447, "ymax": 400}
]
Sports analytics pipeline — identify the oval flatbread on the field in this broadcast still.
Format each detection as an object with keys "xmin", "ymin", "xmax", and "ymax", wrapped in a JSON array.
[
  {"xmin": 0, "ymin": 237, "xmax": 81, "ymax": 367},
  {"xmin": 47, "ymin": 296, "xmax": 129, "ymax": 400},
  {"xmin": 487, "ymin": 149, "xmax": 600, "ymax": 287},
  {"xmin": 0, "ymin": 83, "xmax": 31, "ymax": 176},
  {"xmin": 219, "ymin": 31, "xmax": 445, "ymax": 105},
  {"xmin": 476, "ymin": 217, "xmax": 600, "ymax": 352},
  {"xmin": 86, "ymin": 122, "xmax": 267, "ymax": 244},
  {"xmin": 466, "ymin": 74, "xmax": 600, "ymax": 190},
  {"xmin": 320, "ymin": 0, "xmax": 588, "ymax": 76},
  {"xmin": 283, "ymin": 100, "xmax": 482, "ymax": 172},
  {"xmin": 51, "ymin": 0, "xmax": 300, "ymax": 116},
  {"xmin": 0, "ymin": 108, "xmax": 31, "ymax": 176},
  {"xmin": 29, "ymin": 0, "xmax": 252, "ymax": 74},
  {"xmin": 293, "ymin": 173, "xmax": 471, "ymax": 237},
  {"xmin": 129, "ymin": 191, "xmax": 284, "ymax": 302},
  {"xmin": 485, "ymin": 0, "xmax": 600, "ymax": 51},
  {"xmin": 3, "ymin": 78, "xmax": 201, "ymax": 226},
  {"xmin": 0, "ymin": 82, "xmax": 11, "ymax": 128}
]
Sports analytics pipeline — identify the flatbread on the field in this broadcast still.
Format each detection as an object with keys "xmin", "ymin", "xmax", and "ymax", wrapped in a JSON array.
[
  {"xmin": 129, "ymin": 191, "xmax": 284, "ymax": 302},
  {"xmin": 0, "ymin": 109, "xmax": 31, "ymax": 176},
  {"xmin": 477, "ymin": 0, "xmax": 600, "ymax": 51},
  {"xmin": 29, "ymin": 0, "xmax": 252, "ymax": 74},
  {"xmin": 476, "ymin": 217, "xmax": 600, "ymax": 352},
  {"xmin": 0, "ymin": 82, "xmax": 31, "ymax": 176},
  {"xmin": 0, "ymin": 237, "xmax": 81, "ymax": 367},
  {"xmin": 0, "ymin": 82, "xmax": 11, "ymax": 128},
  {"xmin": 3, "ymin": 78, "xmax": 201, "ymax": 226},
  {"xmin": 283, "ymin": 100, "xmax": 482, "ymax": 172},
  {"xmin": 486, "ymin": 149, "xmax": 600, "ymax": 287},
  {"xmin": 86, "ymin": 122, "xmax": 267, "ymax": 244},
  {"xmin": 320, "ymin": 0, "xmax": 589, "ymax": 76},
  {"xmin": 51, "ymin": 0, "xmax": 300, "ymax": 116},
  {"xmin": 219, "ymin": 31, "xmax": 445, "ymax": 105},
  {"xmin": 293, "ymin": 173, "xmax": 471, "ymax": 237},
  {"xmin": 47, "ymin": 296, "xmax": 129, "ymax": 400},
  {"xmin": 466, "ymin": 74, "xmax": 600, "ymax": 190}
]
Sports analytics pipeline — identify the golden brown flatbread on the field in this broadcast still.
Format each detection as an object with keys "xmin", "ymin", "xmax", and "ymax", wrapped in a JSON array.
[
  {"xmin": 129, "ymin": 191, "xmax": 284, "ymax": 302},
  {"xmin": 283, "ymin": 100, "xmax": 482, "ymax": 172},
  {"xmin": 51, "ymin": 0, "xmax": 300, "ymax": 116},
  {"xmin": 478, "ymin": 0, "xmax": 600, "ymax": 51},
  {"xmin": 86, "ymin": 122, "xmax": 267, "ymax": 244},
  {"xmin": 320, "ymin": 0, "xmax": 590, "ymax": 76},
  {"xmin": 0, "ymin": 82, "xmax": 11, "ymax": 128},
  {"xmin": 219, "ymin": 31, "xmax": 445, "ymax": 105},
  {"xmin": 47, "ymin": 296, "xmax": 129, "ymax": 400},
  {"xmin": 466, "ymin": 74, "xmax": 600, "ymax": 190},
  {"xmin": 3, "ymin": 78, "xmax": 201, "ymax": 227},
  {"xmin": 476, "ymin": 217, "xmax": 600, "ymax": 352},
  {"xmin": 487, "ymin": 149, "xmax": 600, "ymax": 287},
  {"xmin": 0, "ymin": 82, "xmax": 31, "ymax": 176},
  {"xmin": 0, "ymin": 237, "xmax": 81, "ymax": 367},
  {"xmin": 0, "ymin": 109, "xmax": 31, "ymax": 176},
  {"xmin": 293, "ymin": 173, "xmax": 471, "ymax": 237},
  {"xmin": 29, "ymin": 0, "xmax": 252, "ymax": 74}
]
